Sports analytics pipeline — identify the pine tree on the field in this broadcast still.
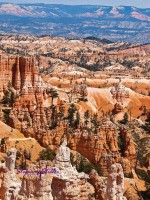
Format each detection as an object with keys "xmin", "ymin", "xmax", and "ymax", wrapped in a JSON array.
[
  {"xmin": 39, "ymin": 148, "xmax": 56, "ymax": 161},
  {"xmin": 74, "ymin": 111, "xmax": 80, "ymax": 129},
  {"xmin": 121, "ymin": 113, "xmax": 129, "ymax": 124},
  {"xmin": 19, "ymin": 161, "xmax": 27, "ymax": 170},
  {"xmin": 0, "ymin": 138, "xmax": 5, "ymax": 145},
  {"xmin": 91, "ymin": 113, "xmax": 99, "ymax": 134},
  {"xmin": 2, "ymin": 90, "xmax": 10, "ymax": 105},
  {"xmin": 91, "ymin": 113, "xmax": 98, "ymax": 127},
  {"xmin": 67, "ymin": 104, "xmax": 77, "ymax": 127},
  {"xmin": 84, "ymin": 110, "xmax": 90, "ymax": 126},
  {"xmin": 2, "ymin": 89, "xmax": 17, "ymax": 106},
  {"xmin": 47, "ymin": 88, "xmax": 59, "ymax": 105}
]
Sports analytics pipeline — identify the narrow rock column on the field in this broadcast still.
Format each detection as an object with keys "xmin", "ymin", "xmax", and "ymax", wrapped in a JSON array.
[
  {"xmin": 6, "ymin": 148, "xmax": 17, "ymax": 181},
  {"xmin": 106, "ymin": 163, "xmax": 127, "ymax": 200}
]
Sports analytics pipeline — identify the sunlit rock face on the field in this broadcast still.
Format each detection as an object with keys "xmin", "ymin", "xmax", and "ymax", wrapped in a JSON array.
[
  {"xmin": 52, "ymin": 140, "xmax": 94, "ymax": 200},
  {"xmin": 0, "ymin": 56, "xmax": 32, "ymax": 93},
  {"xmin": 55, "ymin": 140, "xmax": 74, "ymax": 175},
  {"xmin": 0, "ymin": 55, "xmax": 50, "ymax": 94},
  {"xmin": 110, "ymin": 80, "xmax": 129, "ymax": 114},
  {"xmin": 0, "ymin": 166, "xmax": 10, "ymax": 200},
  {"xmin": 89, "ymin": 169, "xmax": 106, "ymax": 200},
  {"xmin": 0, "ymin": 55, "xmax": 52, "ymax": 143},
  {"xmin": 6, "ymin": 148, "xmax": 17, "ymax": 180},
  {"xmin": 110, "ymin": 81, "xmax": 129, "ymax": 104},
  {"xmin": 0, "ymin": 142, "xmax": 94, "ymax": 200},
  {"xmin": 0, "ymin": 148, "xmax": 21, "ymax": 200},
  {"xmin": 106, "ymin": 163, "xmax": 127, "ymax": 200},
  {"xmin": 17, "ymin": 175, "xmax": 53, "ymax": 200},
  {"xmin": 67, "ymin": 116, "xmax": 137, "ymax": 177}
]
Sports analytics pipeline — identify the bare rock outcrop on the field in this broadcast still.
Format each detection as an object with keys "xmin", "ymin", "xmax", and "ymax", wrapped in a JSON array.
[
  {"xmin": 0, "ymin": 148, "xmax": 21, "ymax": 200},
  {"xmin": 89, "ymin": 169, "xmax": 106, "ymax": 200},
  {"xmin": 52, "ymin": 139, "xmax": 95, "ymax": 200},
  {"xmin": 10, "ymin": 140, "xmax": 94, "ymax": 200},
  {"xmin": 0, "ymin": 166, "xmax": 10, "ymax": 200},
  {"xmin": 17, "ymin": 175, "xmax": 53, "ymax": 200},
  {"xmin": 106, "ymin": 163, "xmax": 127, "ymax": 200},
  {"xmin": 6, "ymin": 148, "xmax": 21, "ymax": 200},
  {"xmin": 6, "ymin": 148, "xmax": 17, "ymax": 181}
]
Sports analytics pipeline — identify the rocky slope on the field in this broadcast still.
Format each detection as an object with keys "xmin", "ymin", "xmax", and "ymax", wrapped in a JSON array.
[
  {"xmin": 0, "ymin": 36, "xmax": 150, "ymax": 199},
  {"xmin": 0, "ymin": 35, "xmax": 150, "ymax": 74}
]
